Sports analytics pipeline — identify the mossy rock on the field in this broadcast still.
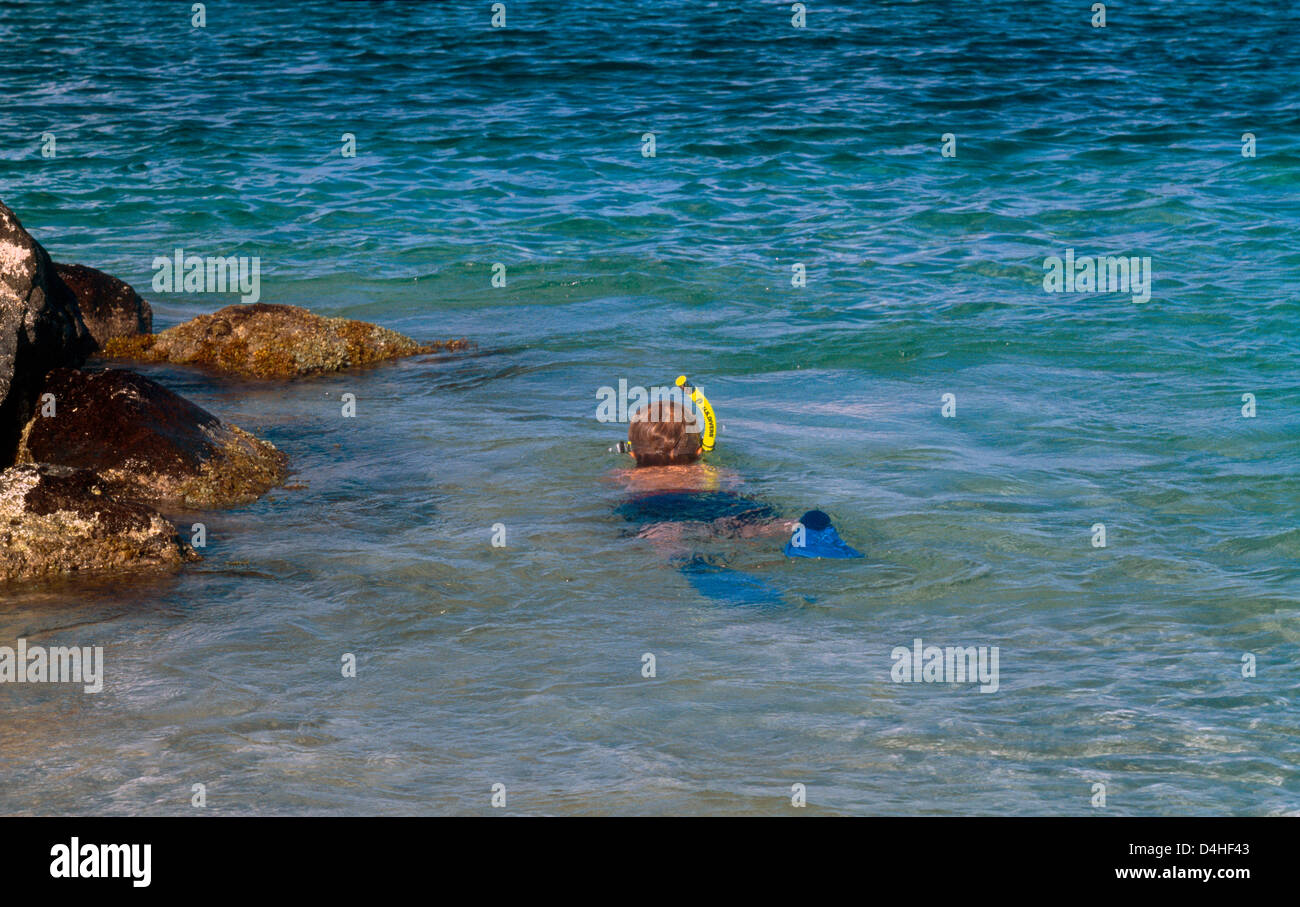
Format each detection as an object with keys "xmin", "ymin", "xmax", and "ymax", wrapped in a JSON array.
[
  {"xmin": 17, "ymin": 368, "xmax": 288, "ymax": 509},
  {"xmin": 54, "ymin": 262, "xmax": 152, "ymax": 349},
  {"xmin": 0, "ymin": 463, "xmax": 193, "ymax": 583},
  {"xmin": 103, "ymin": 302, "xmax": 468, "ymax": 378}
]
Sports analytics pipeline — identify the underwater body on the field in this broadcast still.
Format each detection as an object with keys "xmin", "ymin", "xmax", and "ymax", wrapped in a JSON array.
[{"xmin": 0, "ymin": 0, "xmax": 1297, "ymax": 815}]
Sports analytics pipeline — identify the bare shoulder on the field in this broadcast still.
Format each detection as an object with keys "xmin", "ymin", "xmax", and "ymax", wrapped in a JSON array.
[{"xmin": 611, "ymin": 464, "xmax": 742, "ymax": 494}]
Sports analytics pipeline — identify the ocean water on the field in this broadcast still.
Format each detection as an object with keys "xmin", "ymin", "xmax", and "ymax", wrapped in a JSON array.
[{"xmin": 0, "ymin": 0, "xmax": 1297, "ymax": 815}]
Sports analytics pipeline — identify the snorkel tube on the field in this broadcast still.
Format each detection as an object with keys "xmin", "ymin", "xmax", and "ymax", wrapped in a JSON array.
[{"xmin": 676, "ymin": 375, "xmax": 717, "ymax": 452}]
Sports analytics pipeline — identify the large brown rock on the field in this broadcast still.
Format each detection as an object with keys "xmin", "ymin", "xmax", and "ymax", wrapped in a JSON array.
[
  {"xmin": 17, "ymin": 367, "xmax": 289, "ymax": 509},
  {"xmin": 54, "ymin": 262, "xmax": 152, "ymax": 348},
  {"xmin": 103, "ymin": 302, "xmax": 468, "ymax": 378},
  {"xmin": 0, "ymin": 201, "xmax": 91, "ymax": 464},
  {"xmin": 0, "ymin": 463, "xmax": 192, "ymax": 583}
]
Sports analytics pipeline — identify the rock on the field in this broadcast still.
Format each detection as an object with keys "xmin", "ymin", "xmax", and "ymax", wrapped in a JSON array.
[
  {"xmin": 54, "ymin": 262, "xmax": 152, "ymax": 348},
  {"xmin": 0, "ymin": 463, "xmax": 192, "ymax": 583},
  {"xmin": 17, "ymin": 367, "xmax": 289, "ymax": 509},
  {"xmin": 0, "ymin": 201, "xmax": 92, "ymax": 464},
  {"xmin": 102, "ymin": 302, "xmax": 469, "ymax": 379}
]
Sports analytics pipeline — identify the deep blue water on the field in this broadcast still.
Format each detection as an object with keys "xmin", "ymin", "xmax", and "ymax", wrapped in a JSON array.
[{"xmin": 0, "ymin": 0, "xmax": 1297, "ymax": 815}]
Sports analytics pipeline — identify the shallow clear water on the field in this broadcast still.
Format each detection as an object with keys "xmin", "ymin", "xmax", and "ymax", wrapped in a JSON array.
[{"xmin": 0, "ymin": 0, "xmax": 1297, "ymax": 815}]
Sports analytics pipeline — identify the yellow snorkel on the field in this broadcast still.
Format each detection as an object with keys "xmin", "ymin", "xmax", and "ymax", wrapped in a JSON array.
[{"xmin": 676, "ymin": 375, "xmax": 717, "ymax": 452}]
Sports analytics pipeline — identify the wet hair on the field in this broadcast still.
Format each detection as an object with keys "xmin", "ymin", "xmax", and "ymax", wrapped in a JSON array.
[{"xmin": 627, "ymin": 401, "xmax": 703, "ymax": 467}]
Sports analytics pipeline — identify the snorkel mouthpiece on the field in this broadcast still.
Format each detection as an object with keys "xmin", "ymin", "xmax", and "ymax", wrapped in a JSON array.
[{"xmin": 676, "ymin": 375, "xmax": 717, "ymax": 452}]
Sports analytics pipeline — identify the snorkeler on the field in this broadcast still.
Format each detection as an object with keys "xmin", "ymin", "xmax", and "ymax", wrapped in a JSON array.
[{"xmin": 612, "ymin": 376, "xmax": 862, "ymax": 558}]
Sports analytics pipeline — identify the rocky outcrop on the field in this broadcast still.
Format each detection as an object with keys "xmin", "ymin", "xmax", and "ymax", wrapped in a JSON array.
[
  {"xmin": 17, "ymin": 367, "xmax": 288, "ymax": 509},
  {"xmin": 0, "ymin": 201, "xmax": 475, "ymax": 584},
  {"xmin": 54, "ymin": 262, "xmax": 152, "ymax": 348},
  {"xmin": 0, "ymin": 464, "xmax": 191, "ymax": 583},
  {"xmin": 0, "ymin": 202, "xmax": 91, "ymax": 464},
  {"xmin": 103, "ymin": 302, "xmax": 469, "ymax": 379}
]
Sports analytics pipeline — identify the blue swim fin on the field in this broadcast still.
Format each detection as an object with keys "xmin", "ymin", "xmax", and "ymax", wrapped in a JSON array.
[
  {"xmin": 680, "ymin": 555, "xmax": 788, "ymax": 607},
  {"xmin": 784, "ymin": 510, "xmax": 863, "ymax": 559}
]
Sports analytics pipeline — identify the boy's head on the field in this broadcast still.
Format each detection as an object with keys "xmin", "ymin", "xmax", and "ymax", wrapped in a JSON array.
[{"xmin": 627, "ymin": 401, "xmax": 703, "ymax": 467}]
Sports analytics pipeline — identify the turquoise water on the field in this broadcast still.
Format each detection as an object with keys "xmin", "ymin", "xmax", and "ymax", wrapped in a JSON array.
[{"xmin": 1, "ymin": 1, "xmax": 1298, "ymax": 815}]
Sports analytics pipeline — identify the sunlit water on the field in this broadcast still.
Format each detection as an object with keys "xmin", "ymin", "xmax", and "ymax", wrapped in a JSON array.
[{"xmin": 0, "ymin": 1, "xmax": 1297, "ymax": 815}]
